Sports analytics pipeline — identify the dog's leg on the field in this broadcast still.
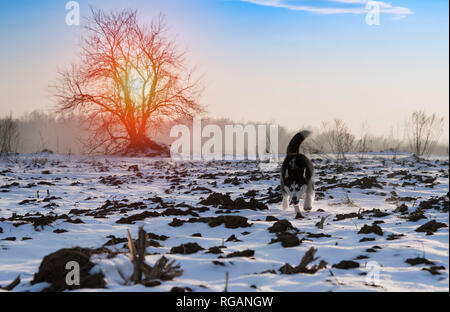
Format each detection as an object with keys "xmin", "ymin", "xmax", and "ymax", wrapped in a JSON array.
[
  {"xmin": 294, "ymin": 204, "xmax": 303, "ymax": 219},
  {"xmin": 304, "ymin": 181, "xmax": 315, "ymax": 212},
  {"xmin": 295, "ymin": 188, "xmax": 303, "ymax": 218},
  {"xmin": 281, "ymin": 193, "xmax": 290, "ymax": 210}
]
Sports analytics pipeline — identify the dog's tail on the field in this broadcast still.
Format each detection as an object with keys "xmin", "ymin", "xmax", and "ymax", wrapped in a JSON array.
[{"xmin": 286, "ymin": 130, "xmax": 312, "ymax": 154}]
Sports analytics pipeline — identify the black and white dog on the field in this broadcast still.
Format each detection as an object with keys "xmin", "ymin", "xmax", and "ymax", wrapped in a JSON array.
[{"xmin": 280, "ymin": 131, "xmax": 315, "ymax": 218}]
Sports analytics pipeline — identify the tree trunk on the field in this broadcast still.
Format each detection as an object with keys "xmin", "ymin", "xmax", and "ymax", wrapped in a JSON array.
[{"xmin": 125, "ymin": 133, "xmax": 169, "ymax": 156}]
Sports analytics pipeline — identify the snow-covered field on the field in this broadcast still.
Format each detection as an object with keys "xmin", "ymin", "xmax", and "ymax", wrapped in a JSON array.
[{"xmin": 0, "ymin": 153, "xmax": 448, "ymax": 292}]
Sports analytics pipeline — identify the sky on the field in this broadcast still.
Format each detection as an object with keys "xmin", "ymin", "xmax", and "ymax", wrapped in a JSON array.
[{"xmin": 0, "ymin": 0, "xmax": 448, "ymax": 140}]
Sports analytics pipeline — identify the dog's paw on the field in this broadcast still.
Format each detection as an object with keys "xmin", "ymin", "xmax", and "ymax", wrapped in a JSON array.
[
  {"xmin": 295, "ymin": 213, "xmax": 304, "ymax": 219},
  {"xmin": 304, "ymin": 206, "xmax": 312, "ymax": 212}
]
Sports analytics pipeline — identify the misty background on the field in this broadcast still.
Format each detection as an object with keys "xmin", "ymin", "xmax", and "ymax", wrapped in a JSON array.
[{"xmin": 1, "ymin": 110, "xmax": 448, "ymax": 156}]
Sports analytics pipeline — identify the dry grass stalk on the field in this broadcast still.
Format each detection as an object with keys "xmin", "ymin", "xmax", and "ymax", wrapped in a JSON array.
[{"xmin": 126, "ymin": 227, "xmax": 183, "ymax": 285}]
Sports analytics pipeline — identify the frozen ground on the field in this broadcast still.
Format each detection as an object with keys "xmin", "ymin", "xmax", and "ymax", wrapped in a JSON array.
[{"xmin": 0, "ymin": 153, "xmax": 448, "ymax": 292}]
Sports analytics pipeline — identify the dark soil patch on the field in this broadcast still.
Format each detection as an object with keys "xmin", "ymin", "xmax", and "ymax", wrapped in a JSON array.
[
  {"xmin": 363, "ymin": 209, "xmax": 390, "ymax": 218},
  {"xmin": 103, "ymin": 235, "xmax": 127, "ymax": 246},
  {"xmin": 147, "ymin": 240, "xmax": 161, "ymax": 248},
  {"xmin": 306, "ymin": 232, "xmax": 331, "ymax": 239},
  {"xmin": 86, "ymin": 200, "xmax": 148, "ymax": 218},
  {"xmin": 268, "ymin": 220, "xmax": 297, "ymax": 233},
  {"xmin": 224, "ymin": 249, "xmax": 255, "ymax": 258},
  {"xmin": 207, "ymin": 247, "xmax": 224, "ymax": 254},
  {"xmin": 18, "ymin": 199, "xmax": 37, "ymax": 205},
  {"xmin": 53, "ymin": 229, "xmax": 68, "ymax": 234},
  {"xmin": 99, "ymin": 176, "xmax": 125, "ymax": 186},
  {"xmin": 8, "ymin": 213, "xmax": 60, "ymax": 230},
  {"xmin": 405, "ymin": 257, "xmax": 435, "ymax": 266},
  {"xmin": 142, "ymin": 280, "xmax": 161, "ymax": 287},
  {"xmin": 270, "ymin": 233, "xmax": 301, "ymax": 248},
  {"xmin": 170, "ymin": 243, "xmax": 205, "ymax": 255},
  {"xmin": 199, "ymin": 193, "xmax": 268, "ymax": 211},
  {"xmin": 147, "ymin": 233, "xmax": 169, "ymax": 241},
  {"xmin": 419, "ymin": 196, "xmax": 449, "ymax": 211},
  {"xmin": 407, "ymin": 210, "xmax": 427, "ymax": 222},
  {"xmin": 1, "ymin": 182, "xmax": 20, "ymax": 189},
  {"xmin": 116, "ymin": 211, "xmax": 160, "ymax": 224},
  {"xmin": 31, "ymin": 247, "xmax": 106, "ymax": 292},
  {"xmin": 169, "ymin": 218, "xmax": 184, "ymax": 227},
  {"xmin": 162, "ymin": 208, "xmax": 200, "ymax": 218},
  {"xmin": 189, "ymin": 187, "xmax": 213, "ymax": 194},
  {"xmin": 170, "ymin": 287, "xmax": 193, "ymax": 292},
  {"xmin": 395, "ymin": 204, "xmax": 409, "ymax": 213},
  {"xmin": 336, "ymin": 176, "xmax": 384, "ymax": 190},
  {"xmin": 334, "ymin": 213, "xmax": 359, "ymax": 221},
  {"xmin": 386, "ymin": 234, "xmax": 405, "ymax": 241},
  {"xmin": 224, "ymin": 177, "xmax": 241, "ymax": 185},
  {"xmin": 332, "ymin": 260, "xmax": 360, "ymax": 270},
  {"xmin": 65, "ymin": 217, "xmax": 84, "ymax": 224},
  {"xmin": 212, "ymin": 261, "xmax": 225, "ymax": 266},
  {"xmin": 243, "ymin": 190, "xmax": 258, "ymax": 197},
  {"xmin": 265, "ymin": 216, "xmax": 279, "ymax": 222},
  {"xmin": 226, "ymin": 234, "xmax": 242, "ymax": 242},
  {"xmin": 170, "ymin": 215, "xmax": 252, "ymax": 229},
  {"xmin": 208, "ymin": 215, "xmax": 252, "ymax": 229},
  {"xmin": 415, "ymin": 220, "xmax": 448, "ymax": 235},
  {"xmin": 359, "ymin": 237, "xmax": 376, "ymax": 242},
  {"xmin": 422, "ymin": 266, "xmax": 446, "ymax": 275},
  {"xmin": 358, "ymin": 224, "xmax": 383, "ymax": 236}
]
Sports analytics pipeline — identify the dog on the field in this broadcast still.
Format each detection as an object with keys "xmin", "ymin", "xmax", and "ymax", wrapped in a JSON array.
[{"xmin": 280, "ymin": 130, "xmax": 315, "ymax": 218}]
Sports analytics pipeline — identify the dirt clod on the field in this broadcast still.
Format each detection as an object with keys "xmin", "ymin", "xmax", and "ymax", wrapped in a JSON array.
[
  {"xmin": 332, "ymin": 260, "xmax": 360, "ymax": 270},
  {"xmin": 225, "ymin": 249, "xmax": 255, "ymax": 258},
  {"xmin": 358, "ymin": 224, "xmax": 383, "ymax": 236},
  {"xmin": 405, "ymin": 257, "xmax": 435, "ymax": 266},
  {"xmin": 170, "ymin": 243, "xmax": 205, "ymax": 255},
  {"xmin": 31, "ymin": 247, "xmax": 106, "ymax": 291},
  {"xmin": 268, "ymin": 220, "xmax": 297, "ymax": 233},
  {"xmin": 415, "ymin": 220, "xmax": 448, "ymax": 235}
]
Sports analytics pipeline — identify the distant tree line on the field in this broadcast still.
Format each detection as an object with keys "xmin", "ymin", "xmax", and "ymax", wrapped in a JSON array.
[{"xmin": 0, "ymin": 110, "xmax": 448, "ymax": 157}]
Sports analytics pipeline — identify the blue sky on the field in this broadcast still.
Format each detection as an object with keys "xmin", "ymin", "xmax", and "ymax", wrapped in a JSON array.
[{"xmin": 0, "ymin": 0, "xmax": 448, "ymax": 138}]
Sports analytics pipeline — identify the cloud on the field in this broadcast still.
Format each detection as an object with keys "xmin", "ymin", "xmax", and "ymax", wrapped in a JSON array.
[{"xmin": 240, "ymin": 0, "xmax": 413, "ymax": 19}]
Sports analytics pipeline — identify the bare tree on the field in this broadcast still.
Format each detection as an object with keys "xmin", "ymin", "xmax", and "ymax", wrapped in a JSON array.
[
  {"xmin": 54, "ymin": 9, "xmax": 202, "ymax": 155},
  {"xmin": 0, "ymin": 115, "xmax": 20, "ymax": 156},
  {"xmin": 355, "ymin": 121, "xmax": 372, "ymax": 158},
  {"xmin": 406, "ymin": 111, "xmax": 444, "ymax": 156},
  {"xmin": 322, "ymin": 119, "xmax": 355, "ymax": 160}
]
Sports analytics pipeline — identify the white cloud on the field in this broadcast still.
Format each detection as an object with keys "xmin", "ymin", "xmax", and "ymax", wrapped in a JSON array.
[{"xmin": 240, "ymin": 0, "xmax": 413, "ymax": 18}]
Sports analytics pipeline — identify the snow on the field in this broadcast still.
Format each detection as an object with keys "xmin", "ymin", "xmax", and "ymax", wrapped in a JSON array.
[{"xmin": 0, "ymin": 153, "xmax": 448, "ymax": 292}]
